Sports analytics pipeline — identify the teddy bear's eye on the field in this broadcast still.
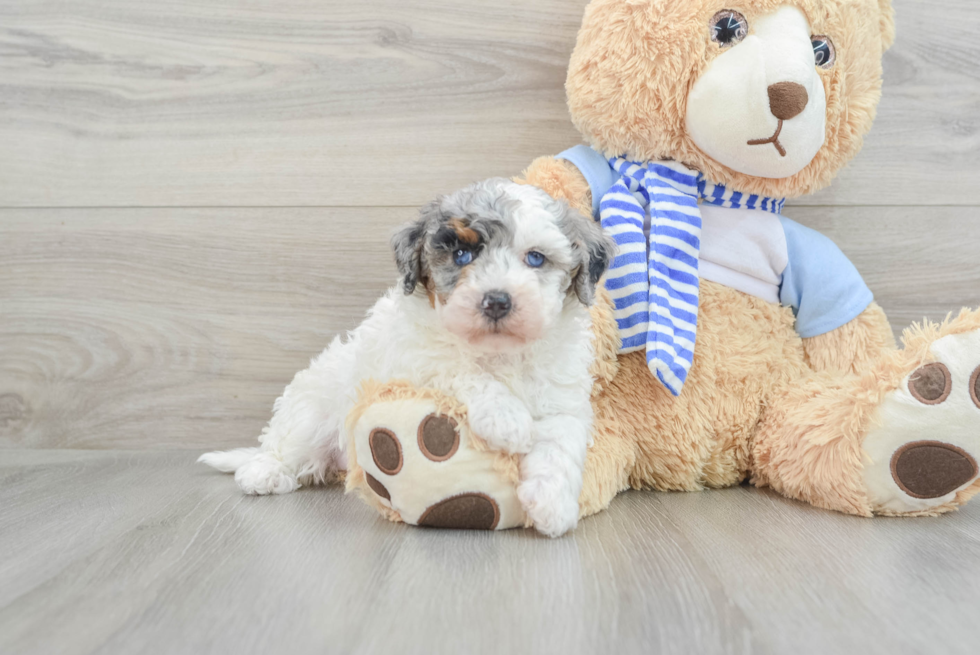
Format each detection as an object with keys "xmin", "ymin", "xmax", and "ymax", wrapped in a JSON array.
[
  {"xmin": 811, "ymin": 35, "xmax": 836, "ymax": 69},
  {"xmin": 710, "ymin": 10, "xmax": 748, "ymax": 47}
]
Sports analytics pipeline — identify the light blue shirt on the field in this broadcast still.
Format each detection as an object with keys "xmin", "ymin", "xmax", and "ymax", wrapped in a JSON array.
[{"xmin": 558, "ymin": 145, "xmax": 873, "ymax": 339}]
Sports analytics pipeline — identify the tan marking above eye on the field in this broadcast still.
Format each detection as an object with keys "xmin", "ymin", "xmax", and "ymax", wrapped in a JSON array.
[
  {"xmin": 908, "ymin": 363, "xmax": 952, "ymax": 405},
  {"xmin": 417, "ymin": 414, "xmax": 460, "ymax": 462},
  {"xmin": 449, "ymin": 218, "xmax": 479, "ymax": 245},
  {"xmin": 369, "ymin": 428, "xmax": 403, "ymax": 475}
]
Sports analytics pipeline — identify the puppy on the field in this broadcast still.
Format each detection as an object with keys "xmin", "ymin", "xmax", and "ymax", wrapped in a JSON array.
[{"xmin": 199, "ymin": 178, "xmax": 614, "ymax": 537}]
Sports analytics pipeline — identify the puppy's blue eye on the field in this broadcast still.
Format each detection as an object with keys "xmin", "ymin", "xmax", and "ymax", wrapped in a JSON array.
[
  {"xmin": 453, "ymin": 249, "xmax": 473, "ymax": 266},
  {"xmin": 525, "ymin": 251, "xmax": 546, "ymax": 268}
]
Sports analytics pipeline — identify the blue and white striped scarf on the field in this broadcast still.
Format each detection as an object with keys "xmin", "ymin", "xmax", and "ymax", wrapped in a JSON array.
[{"xmin": 600, "ymin": 157, "xmax": 786, "ymax": 396}]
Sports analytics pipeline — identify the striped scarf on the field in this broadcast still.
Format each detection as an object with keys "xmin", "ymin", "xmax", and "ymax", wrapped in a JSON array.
[{"xmin": 600, "ymin": 157, "xmax": 786, "ymax": 396}]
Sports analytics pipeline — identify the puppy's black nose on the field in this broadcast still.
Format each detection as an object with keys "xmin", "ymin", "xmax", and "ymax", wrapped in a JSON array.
[{"xmin": 481, "ymin": 291, "xmax": 512, "ymax": 321}]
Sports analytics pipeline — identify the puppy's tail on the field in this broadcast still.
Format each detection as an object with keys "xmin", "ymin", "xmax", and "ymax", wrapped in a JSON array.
[{"xmin": 197, "ymin": 447, "xmax": 259, "ymax": 473}]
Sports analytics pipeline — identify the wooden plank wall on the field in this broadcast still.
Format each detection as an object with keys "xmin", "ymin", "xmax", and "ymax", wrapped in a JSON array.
[{"xmin": 1, "ymin": 0, "xmax": 978, "ymax": 450}]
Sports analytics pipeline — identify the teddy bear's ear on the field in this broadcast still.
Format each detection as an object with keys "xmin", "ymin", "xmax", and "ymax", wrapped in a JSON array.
[{"xmin": 878, "ymin": 0, "xmax": 896, "ymax": 51}]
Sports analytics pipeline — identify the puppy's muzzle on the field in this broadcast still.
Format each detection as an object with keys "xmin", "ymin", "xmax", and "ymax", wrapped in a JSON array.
[{"xmin": 481, "ymin": 291, "xmax": 512, "ymax": 321}]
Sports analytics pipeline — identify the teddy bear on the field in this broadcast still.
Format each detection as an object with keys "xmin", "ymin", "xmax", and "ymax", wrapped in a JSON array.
[{"xmin": 343, "ymin": 0, "xmax": 980, "ymax": 533}]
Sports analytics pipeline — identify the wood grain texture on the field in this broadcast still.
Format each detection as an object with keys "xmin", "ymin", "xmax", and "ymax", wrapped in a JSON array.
[
  {"xmin": 0, "ymin": 207, "xmax": 401, "ymax": 450},
  {"xmin": 0, "ymin": 0, "xmax": 589, "ymax": 208},
  {"xmin": 0, "ymin": 0, "xmax": 978, "ymax": 208},
  {"xmin": 1, "ymin": 206, "xmax": 977, "ymax": 451},
  {"xmin": 785, "ymin": 205, "xmax": 980, "ymax": 328},
  {"xmin": 2, "ymin": 450, "xmax": 980, "ymax": 655},
  {"xmin": 806, "ymin": 0, "xmax": 980, "ymax": 206}
]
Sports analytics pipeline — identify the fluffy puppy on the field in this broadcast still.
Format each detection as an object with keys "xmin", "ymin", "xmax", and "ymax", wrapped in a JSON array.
[{"xmin": 199, "ymin": 178, "xmax": 614, "ymax": 537}]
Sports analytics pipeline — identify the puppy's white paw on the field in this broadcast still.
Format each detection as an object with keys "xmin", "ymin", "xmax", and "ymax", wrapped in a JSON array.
[
  {"xmin": 467, "ymin": 394, "xmax": 533, "ymax": 455},
  {"xmin": 518, "ymin": 475, "xmax": 579, "ymax": 538},
  {"xmin": 235, "ymin": 453, "xmax": 300, "ymax": 495}
]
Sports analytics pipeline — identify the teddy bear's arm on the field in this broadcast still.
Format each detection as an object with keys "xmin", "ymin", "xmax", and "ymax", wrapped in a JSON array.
[
  {"xmin": 801, "ymin": 302, "xmax": 896, "ymax": 375},
  {"xmin": 515, "ymin": 156, "xmax": 593, "ymax": 218}
]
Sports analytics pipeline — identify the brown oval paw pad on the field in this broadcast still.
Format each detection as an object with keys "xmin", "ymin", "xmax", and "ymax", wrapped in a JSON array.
[
  {"xmin": 908, "ymin": 363, "xmax": 952, "ymax": 405},
  {"xmin": 418, "ymin": 414, "xmax": 460, "ymax": 462},
  {"xmin": 891, "ymin": 441, "xmax": 979, "ymax": 499},
  {"xmin": 370, "ymin": 428, "xmax": 403, "ymax": 475},
  {"xmin": 365, "ymin": 473, "xmax": 391, "ymax": 501},
  {"xmin": 418, "ymin": 493, "xmax": 500, "ymax": 530}
]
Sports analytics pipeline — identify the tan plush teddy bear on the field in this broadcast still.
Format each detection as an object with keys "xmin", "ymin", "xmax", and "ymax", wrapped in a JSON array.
[{"xmin": 345, "ymin": 0, "xmax": 980, "ymax": 532}]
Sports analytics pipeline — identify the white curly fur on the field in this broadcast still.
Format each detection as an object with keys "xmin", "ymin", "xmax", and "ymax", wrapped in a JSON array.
[{"xmin": 200, "ymin": 180, "xmax": 609, "ymax": 537}]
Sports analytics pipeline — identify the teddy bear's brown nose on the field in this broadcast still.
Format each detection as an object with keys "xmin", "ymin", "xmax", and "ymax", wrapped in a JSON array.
[{"xmin": 768, "ymin": 82, "xmax": 809, "ymax": 120}]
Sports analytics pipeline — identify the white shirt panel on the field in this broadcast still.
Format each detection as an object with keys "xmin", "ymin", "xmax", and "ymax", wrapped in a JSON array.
[{"xmin": 697, "ymin": 205, "xmax": 789, "ymax": 303}]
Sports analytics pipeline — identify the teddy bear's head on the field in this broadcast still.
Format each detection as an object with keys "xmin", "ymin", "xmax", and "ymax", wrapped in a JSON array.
[{"xmin": 566, "ymin": 0, "xmax": 895, "ymax": 198}]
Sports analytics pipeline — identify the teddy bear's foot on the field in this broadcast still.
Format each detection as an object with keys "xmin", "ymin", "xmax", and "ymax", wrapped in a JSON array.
[
  {"xmin": 347, "ymin": 386, "xmax": 528, "ymax": 530},
  {"xmin": 863, "ymin": 327, "xmax": 980, "ymax": 515}
]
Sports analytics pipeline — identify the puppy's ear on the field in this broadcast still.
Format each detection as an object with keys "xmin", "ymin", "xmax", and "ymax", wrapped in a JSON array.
[
  {"xmin": 572, "ymin": 222, "xmax": 615, "ymax": 306},
  {"xmin": 552, "ymin": 199, "xmax": 615, "ymax": 306},
  {"xmin": 392, "ymin": 203, "xmax": 438, "ymax": 295}
]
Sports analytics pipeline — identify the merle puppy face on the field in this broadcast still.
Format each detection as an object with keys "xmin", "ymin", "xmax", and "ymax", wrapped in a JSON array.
[{"xmin": 392, "ymin": 179, "xmax": 614, "ymax": 351}]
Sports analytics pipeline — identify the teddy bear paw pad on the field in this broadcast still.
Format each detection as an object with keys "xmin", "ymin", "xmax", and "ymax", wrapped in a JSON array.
[
  {"xmin": 350, "ymin": 394, "xmax": 526, "ymax": 530},
  {"xmin": 417, "ymin": 414, "xmax": 460, "ymax": 461},
  {"xmin": 369, "ymin": 428, "xmax": 403, "ymax": 474},
  {"xmin": 890, "ymin": 441, "xmax": 977, "ymax": 500},
  {"xmin": 418, "ymin": 493, "xmax": 500, "ymax": 530},
  {"xmin": 863, "ymin": 329, "xmax": 980, "ymax": 514}
]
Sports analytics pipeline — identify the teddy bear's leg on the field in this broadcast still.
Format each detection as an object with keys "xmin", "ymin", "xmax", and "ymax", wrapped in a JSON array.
[
  {"xmin": 801, "ymin": 302, "xmax": 897, "ymax": 375},
  {"xmin": 752, "ymin": 369, "xmax": 881, "ymax": 516},
  {"xmin": 754, "ymin": 308, "xmax": 980, "ymax": 517},
  {"xmin": 577, "ymin": 399, "xmax": 636, "ymax": 518}
]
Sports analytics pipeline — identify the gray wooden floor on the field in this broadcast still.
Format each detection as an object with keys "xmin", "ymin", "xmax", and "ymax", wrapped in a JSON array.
[
  {"xmin": 2, "ymin": 0, "xmax": 980, "ymax": 653},
  {"xmin": 3, "ymin": 450, "xmax": 980, "ymax": 655}
]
